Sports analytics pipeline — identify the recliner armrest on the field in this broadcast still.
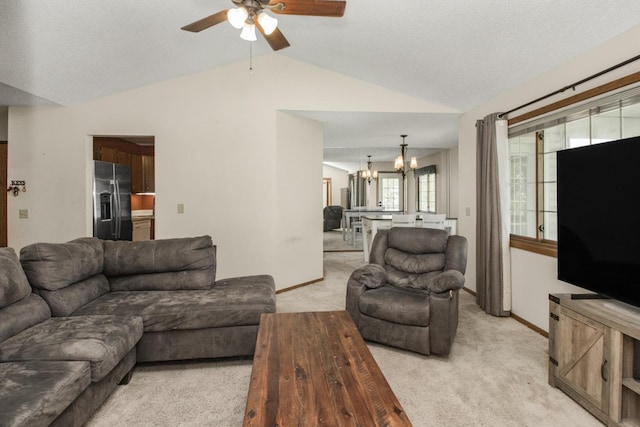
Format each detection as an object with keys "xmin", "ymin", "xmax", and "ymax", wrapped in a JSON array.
[
  {"xmin": 348, "ymin": 264, "xmax": 387, "ymax": 289},
  {"xmin": 427, "ymin": 270, "xmax": 465, "ymax": 293}
]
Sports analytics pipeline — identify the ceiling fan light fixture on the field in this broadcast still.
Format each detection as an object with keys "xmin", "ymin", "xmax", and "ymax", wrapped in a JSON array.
[
  {"xmin": 240, "ymin": 22, "xmax": 257, "ymax": 41},
  {"xmin": 227, "ymin": 7, "xmax": 248, "ymax": 29},
  {"xmin": 257, "ymin": 12, "xmax": 278, "ymax": 35}
]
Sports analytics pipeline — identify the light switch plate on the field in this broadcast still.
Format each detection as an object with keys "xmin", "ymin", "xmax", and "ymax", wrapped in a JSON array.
[
  {"xmin": 19, "ymin": 209, "xmax": 29, "ymax": 219},
  {"xmin": 177, "ymin": 204, "xmax": 184, "ymax": 214}
]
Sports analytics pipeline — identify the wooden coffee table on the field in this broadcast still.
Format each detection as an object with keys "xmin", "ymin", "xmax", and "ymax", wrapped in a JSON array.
[{"xmin": 243, "ymin": 311, "xmax": 412, "ymax": 426}]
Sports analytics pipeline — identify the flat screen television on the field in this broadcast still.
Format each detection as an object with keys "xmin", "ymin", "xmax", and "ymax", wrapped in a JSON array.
[{"xmin": 557, "ymin": 135, "xmax": 640, "ymax": 307}]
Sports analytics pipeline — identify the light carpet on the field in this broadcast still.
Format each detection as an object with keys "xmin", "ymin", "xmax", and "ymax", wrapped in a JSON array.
[
  {"xmin": 86, "ymin": 252, "xmax": 602, "ymax": 426},
  {"xmin": 323, "ymin": 229, "xmax": 363, "ymax": 252}
]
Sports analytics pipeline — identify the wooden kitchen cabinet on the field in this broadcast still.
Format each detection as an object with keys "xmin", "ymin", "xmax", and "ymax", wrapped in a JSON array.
[
  {"xmin": 141, "ymin": 155, "xmax": 154, "ymax": 192},
  {"xmin": 549, "ymin": 294, "xmax": 640, "ymax": 426},
  {"xmin": 130, "ymin": 154, "xmax": 154, "ymax": 193},
  {"xmin": 94, "ymin": 137, "xmax": 154, "ymax": 193},
  {"xmin": 95, "ymin": 144, "xmax": 131, "ymax": 167},
  {"xmin": 130, "ymin": 154, "xmax": 144, "ymax": 193},
  {"xmin": 97, "ymin": 145, "xmax": 117, "ymax": 163},
  {"xmin": 132, "ymin": 218, "xmax": 151, "ymax": 241}
]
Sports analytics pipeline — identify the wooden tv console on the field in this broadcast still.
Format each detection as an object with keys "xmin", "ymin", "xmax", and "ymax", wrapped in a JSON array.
[{"xmin": 549, "ymin": 293, "xmax": 640, "ymax": 426}]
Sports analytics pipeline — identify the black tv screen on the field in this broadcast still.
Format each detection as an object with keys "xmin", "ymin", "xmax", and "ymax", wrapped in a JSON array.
[{"xmin": 557, "ymin": 135, "xmax": 640, "ymax": 307}]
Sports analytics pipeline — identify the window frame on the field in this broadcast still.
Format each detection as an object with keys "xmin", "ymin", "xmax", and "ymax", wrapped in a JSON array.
[
  {"xmin": 507, "ymin": 74, "xmax": 640, "ymax": 257},
  {"xmin": 416, "ymin": 169, "xmax": 437, "ymax": 213},
  {"xmin": 377, "ymin": 171, "xmax": 403, "ymax": 211}
]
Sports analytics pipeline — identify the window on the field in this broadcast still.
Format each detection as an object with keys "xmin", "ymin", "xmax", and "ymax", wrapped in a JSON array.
[
  {"xmin": 377, "ymin": 172, "xmax": 402, "ymax": 211},
  {"xmin": 509, "ymin": 87, "xmax": 640, "ymax": 254},
  {"xmin": 416, "ymin": 166, "xmax": 436, "ymax": 213}
]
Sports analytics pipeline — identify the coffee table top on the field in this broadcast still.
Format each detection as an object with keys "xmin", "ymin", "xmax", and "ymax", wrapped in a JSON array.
[{"xmin": 243, "ymin": 310, "xmax": 412, "ymax": 426}]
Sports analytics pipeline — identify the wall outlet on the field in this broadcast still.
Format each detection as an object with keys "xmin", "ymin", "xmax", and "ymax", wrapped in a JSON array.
[
  {"xmin": 177, "ymin": 204, "xmax": 184, "ymax": 214},
  {"xmin": 19, "ymin": 209, "xmax": 29, "ymax": 219}
]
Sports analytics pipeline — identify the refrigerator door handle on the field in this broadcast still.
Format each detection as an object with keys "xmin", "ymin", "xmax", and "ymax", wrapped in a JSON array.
[
  {"xmin": 113, "ymin": 179, "xmax": 121, "ymax": 239},
  {"xmin": 110, "ymin": 179, "xmax": 119, "ymax": 239}
]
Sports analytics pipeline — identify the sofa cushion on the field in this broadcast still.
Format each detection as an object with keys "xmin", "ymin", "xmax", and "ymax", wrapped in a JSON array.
[
  {"xmin": 384, "ymin": 248, "xmax": 445, "ymax": 274},
  {"xmin": 387, "ymin": 227, "xmax": 448, "ymax": 254},
  {"xmin": 0, "ymin": 294, "xmax": 51, "ymax": 343},
  {"xmin": 0, "ymin": 315, "xmax": 143, "ymax": 382},
  {"xmin": 385, "ymin": 265, "xmax": 441, "ymax": 289},
  {"xmin": 0, "ymin": 360, "xmax": 91, "ymax": 427},
  {"xmin": 73, "ymin": 275, "xmax": 276, "ymax": 332},
  {"xmin": 0, "ymin": 247, "xmax": 32, "ymax": 308},
  {"xmin": 36, "ymin": 275, "xmax": 110, "ymax": 317},
  {"xmin": 359, "ymin": 285, "xmax": 431, "ymax": 327},
  {"xmin": 103, "ymin": 236, "xmax": 216, "ymax": 291},
  {"xmin": 20, "ymin": 237, "xmax": 104, "ymax": 291}
]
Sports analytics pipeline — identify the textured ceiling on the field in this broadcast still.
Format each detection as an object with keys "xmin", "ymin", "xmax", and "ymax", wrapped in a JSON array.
[{"xmin": 1, "ymin": 0, "xmax": 639, "ymax": 167}]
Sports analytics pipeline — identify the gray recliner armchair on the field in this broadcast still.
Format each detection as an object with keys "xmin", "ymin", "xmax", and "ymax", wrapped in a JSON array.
[
  {"xmin": 346, "ymin": 227, "xmax": 467, "ymax": 356},
  {"xmin": 323, "ymin": 205, "xmax": 343, "ymax": 231}
]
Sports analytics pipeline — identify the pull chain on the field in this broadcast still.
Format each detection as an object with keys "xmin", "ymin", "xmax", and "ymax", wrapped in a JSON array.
[{"xmin": 249, "ymin": 43, "xmax": 253, "ymax": 74}]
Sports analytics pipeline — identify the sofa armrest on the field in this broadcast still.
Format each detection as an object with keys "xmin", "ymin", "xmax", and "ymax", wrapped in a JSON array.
[
  {"xmin": 345, "ymin": 265, "xmax": 386, "ymax": 328},
  {"xmin": 348, "ymin": 264, "xmax": 387, "ymax": 289},
  {"xmin": 427, "ymin": 270, "xmax": 465, "ymax": 294}
]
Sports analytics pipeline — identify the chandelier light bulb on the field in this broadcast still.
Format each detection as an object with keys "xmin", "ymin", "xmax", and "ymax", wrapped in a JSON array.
[
  {"xmin": 410, "ymin": 157, "xmax": 418, "ymax": 169},
  {"xmin": 257, "ymin": 12, "xmax": 278, "ymax": 35},
  {"xmin": 228, "ymin": 7, "xmax": 248, "ymax": 29},
  {"xmin": 240, "ymin": 22, "xmax": 257, "ymax": 41}
]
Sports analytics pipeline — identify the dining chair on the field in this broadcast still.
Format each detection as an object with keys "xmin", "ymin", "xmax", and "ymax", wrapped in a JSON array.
[
  {"xmin": 391, "ymin": 214, "xmax": 416, "ymax": 227},
  {"xmin": 421, "ymin": 213, "xmax": 446, "ymax": 230}
]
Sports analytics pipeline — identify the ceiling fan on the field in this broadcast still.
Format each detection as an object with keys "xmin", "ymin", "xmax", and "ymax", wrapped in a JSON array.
[{"xmin": 181, "ymin": 0, "xmax": 346, "ymax": 51}]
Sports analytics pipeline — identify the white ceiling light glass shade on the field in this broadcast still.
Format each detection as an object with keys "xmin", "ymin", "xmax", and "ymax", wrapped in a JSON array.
[
  {"xmin": 227, "ymin": 7, "xmax": 248, "ymax": 29},
  {"xmin": 257, "ymin": 12, "xmax": 278, "ymax": 35},
  {"xmin": 240, "ymin": 23, "xmax": 257, "ymax": 41},
  {"xmin": 394, "ymin": 156, "xmax": 403, "ymax": 170},
  {"xmin": 410, "ymin": 157, "xmax": 418, "ymax": 169}
]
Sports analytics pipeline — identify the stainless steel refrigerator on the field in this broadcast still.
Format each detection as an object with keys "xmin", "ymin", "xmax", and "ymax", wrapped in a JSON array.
[{"xmin": 93, "ymin": 161, "xmax": 132, "ymax": 240}]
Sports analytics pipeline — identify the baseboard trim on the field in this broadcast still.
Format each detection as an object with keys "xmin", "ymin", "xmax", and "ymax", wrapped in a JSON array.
[
  {"xmin": 460, "ymin": 287, "xmax": 548, "ymax": 338},
  {"xmin": 510, "ymin": 312, "xmax": 548, "ymax": 338},
  {"xmin": 276, "ymin": 277, "xmax": 324, "ymax": 294}
]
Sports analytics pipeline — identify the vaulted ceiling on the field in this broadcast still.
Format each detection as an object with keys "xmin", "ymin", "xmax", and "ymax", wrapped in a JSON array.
[{"xmin": 1, "ymin": 1, "xmax": 639, "ymax": 167}]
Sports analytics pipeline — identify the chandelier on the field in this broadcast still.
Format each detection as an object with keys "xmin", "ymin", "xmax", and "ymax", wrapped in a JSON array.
[
  {"xmin": 227, "ymin": 4, "xmax": 279, "ymax": 41},
  {"xmin": 394, "ymin": 134, "xmax": 418, "ymax": 177},
  {"xmin": 363, "ymin": 155, "xmax": 378, "ymax": 184}
]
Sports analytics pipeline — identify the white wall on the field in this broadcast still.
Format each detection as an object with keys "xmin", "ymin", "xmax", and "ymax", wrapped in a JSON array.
[
  {"xmin": 322, "ymin": 164, "xmax": 349, "ymax": 207},
  {"xmin": 458, "ymin": 24, "xmax": 640, "ymax": 331},
  {"xmin": 276, "ymin": 112, "xmax": 323, "ymax": 287},
  {"xmin": 8, "ymin": 54, "xmax": 455, "ymax": 290}
]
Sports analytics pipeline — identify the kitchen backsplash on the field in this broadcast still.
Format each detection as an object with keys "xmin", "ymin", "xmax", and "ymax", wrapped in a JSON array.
[{"xmin": 131, "ymin": 194, "xmax": 154, "ymax": 211}]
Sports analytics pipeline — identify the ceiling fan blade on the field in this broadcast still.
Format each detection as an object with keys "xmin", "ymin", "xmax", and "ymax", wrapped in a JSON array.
[
  {"xmin": 269, "ymin": 0, "xmax": 346, "ymax": 17},
  {"xmin": 181, "ymin": 10, "xmax": 229, "ymax": 32},
  {"xmin": 256, "ymin": 22, "xmax": 291, "ymax": 51}
]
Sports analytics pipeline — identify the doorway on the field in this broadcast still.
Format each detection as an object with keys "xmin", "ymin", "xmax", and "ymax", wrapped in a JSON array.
[
  {"xmin": 323, "ymin": 178, "xmax": 332, "ymax": 207},
  {"xmin": 93, "ymin": 136, "xmax": 155, "ymax": 240}
]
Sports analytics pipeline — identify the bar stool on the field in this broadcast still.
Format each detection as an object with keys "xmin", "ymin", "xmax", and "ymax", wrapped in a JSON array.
[{"xmin": 351, "ymin": 220, "xmax": 363, "ymax": 247}]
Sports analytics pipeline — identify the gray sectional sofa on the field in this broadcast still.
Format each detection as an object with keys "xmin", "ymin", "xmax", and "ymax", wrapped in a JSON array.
[{"xmin": 0, "ymin": 235, "xmax": 276, "ymax": 427}]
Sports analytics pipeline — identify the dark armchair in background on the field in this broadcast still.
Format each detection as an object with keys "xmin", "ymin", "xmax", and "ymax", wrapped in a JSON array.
[
  {"xmin": 323, "ymin": 205, "xmax": 343, "ymax": 231},
  {"xmin": 346, "ymin": 227, "xmax": 467, "ymax": 356}
]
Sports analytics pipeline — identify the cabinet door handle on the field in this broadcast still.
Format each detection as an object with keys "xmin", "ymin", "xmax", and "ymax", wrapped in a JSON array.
[{"xmin": 601, "ymin": 359, "xmax": 608, "ymax": 382}]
